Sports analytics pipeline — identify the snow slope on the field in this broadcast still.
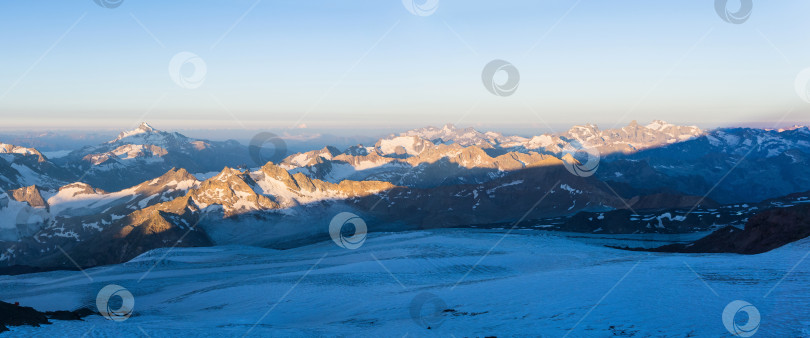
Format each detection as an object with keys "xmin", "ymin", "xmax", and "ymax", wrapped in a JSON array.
[{"xmin": 0, "ymin": 229, "xmax": 808, "ymax": 337}]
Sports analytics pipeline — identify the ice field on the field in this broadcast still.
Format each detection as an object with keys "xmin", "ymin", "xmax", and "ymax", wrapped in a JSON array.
[{"xmin": 1, "ymin": 229, "xmax": 809, "ymax": 337}]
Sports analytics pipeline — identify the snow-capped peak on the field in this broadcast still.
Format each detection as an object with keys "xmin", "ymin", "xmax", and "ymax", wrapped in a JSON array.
[
  {"xmin": 138, "ymin": 122, "xmax": 155, "ymax": 132},
  {"xmin": 645, "ymin": 120, "xmax": 674, "ymax": 131},
  {"xmin": 377, "ymin": 135, "xmax": 432, "ymax": 156},
  {"xmin": 0, "ymin": 143, "xmax": 43, "ymax": 157},
  {"xmin": 110, "ymin": 122, "xmax": 159, "ymax": 143},
  {"xmin": 773, "ymin": 125, "xmax": 808, "ymax": 133}
]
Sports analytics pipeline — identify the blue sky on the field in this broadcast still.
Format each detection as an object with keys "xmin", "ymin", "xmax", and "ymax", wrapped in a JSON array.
[{"xmin": 0, "ymin": 0, "xmax": 808, "ymax": 134}]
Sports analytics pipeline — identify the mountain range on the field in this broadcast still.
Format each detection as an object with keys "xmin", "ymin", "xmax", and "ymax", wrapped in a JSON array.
[{"xmin": 1, "ymin": 121, "xmax": 809, "ymax": 269}]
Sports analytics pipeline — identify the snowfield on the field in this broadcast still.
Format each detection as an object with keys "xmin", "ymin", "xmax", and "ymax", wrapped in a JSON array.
[{"xmin": 1, "ymin": 229, "xmax": 809, "ymax": 337}]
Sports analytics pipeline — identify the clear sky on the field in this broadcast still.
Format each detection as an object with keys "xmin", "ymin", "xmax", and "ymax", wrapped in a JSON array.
[{"xmin": 1, "ymin": 0, "xmax": 809, "ymax": 134}]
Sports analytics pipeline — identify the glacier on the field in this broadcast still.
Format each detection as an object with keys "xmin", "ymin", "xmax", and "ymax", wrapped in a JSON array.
[{"xmin": 1, "ymin": 229, "xmax": 808, "ymax": 336}]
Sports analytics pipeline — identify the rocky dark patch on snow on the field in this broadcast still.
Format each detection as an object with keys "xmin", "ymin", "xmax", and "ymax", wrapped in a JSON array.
[
  {"xmin": 0, "ymin": 301, "xmax": 94, "ymax": 333},
  {"xmin": 0, "ymin": 301, "xmax": 49, "ymax": 333},
  {"xmin": 617, "ymin": 204, "xmax": 810, "ymax": 254}
]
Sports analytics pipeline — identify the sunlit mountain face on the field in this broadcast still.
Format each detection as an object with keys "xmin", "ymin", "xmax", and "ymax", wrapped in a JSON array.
[{"xmin": 2, "ymin": 0, "xmax": 810, "ymax": 336}]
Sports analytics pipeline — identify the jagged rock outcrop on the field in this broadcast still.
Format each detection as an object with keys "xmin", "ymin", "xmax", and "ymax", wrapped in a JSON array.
[
  {"xmin": 188, "ymin": 167, "xmax": 279, "ymax": 217},
  {"xmin": 9, "ymin": 186, "xmax": 47, "ymax": 208}
]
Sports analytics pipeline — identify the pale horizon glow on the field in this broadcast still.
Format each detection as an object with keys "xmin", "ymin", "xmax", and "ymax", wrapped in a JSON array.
[{"xmin": 1, "ymin": 0, "xmax": 809, "ymax": 132}]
